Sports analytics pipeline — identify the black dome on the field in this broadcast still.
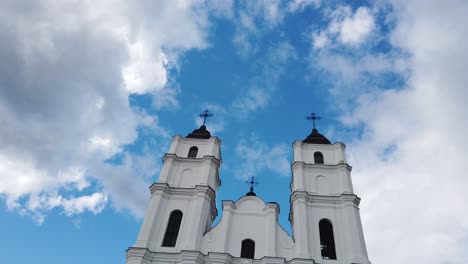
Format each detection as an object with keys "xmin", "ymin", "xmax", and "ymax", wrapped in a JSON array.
[
  {"xmin": 303, "ymin": 128, "xmax": 331, "ymax": 144},
  {"xmin": 186, "ymin": 125, "xmax": 211, "ymax": 139},
  {"xmin": 245, "ymin": 190, "xmax": 256, "ymax": 196}
]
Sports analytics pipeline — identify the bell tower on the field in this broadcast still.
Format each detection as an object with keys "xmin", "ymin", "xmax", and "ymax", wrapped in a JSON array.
[
  {"xmin": 126, "ymin": 110, "xmax": 221, "ymax": 264},
  {"xmin": 125, "ymin": 111, "xmax": 372, "ymax": 264},
  {"xmin": 290, "ymin": 113, "xmax": 371, "ymax": 263}
]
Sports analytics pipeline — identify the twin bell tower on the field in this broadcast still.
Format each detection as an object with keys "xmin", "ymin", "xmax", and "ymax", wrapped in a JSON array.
[{"xmin": 126, "ymin": 111, "xmax": 371, "ymax": 264}]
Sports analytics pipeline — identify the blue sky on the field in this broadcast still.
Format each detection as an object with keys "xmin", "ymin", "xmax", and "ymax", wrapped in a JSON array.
[{"xmin": 1, "ymin": 1, "xmax": 467, "ymax": 263}]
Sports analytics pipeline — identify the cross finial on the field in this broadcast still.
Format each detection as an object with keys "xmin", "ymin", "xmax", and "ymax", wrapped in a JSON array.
[
  {"xmin": 199, "ymin": 109, "xmax": 213, "ymax": 126},
  {"xmin": 306, "ymin": 112, "xmax": 322, "ymax": 129},
  {"xmin": 245, "ymin": 176, "xmax": 259, "ymax": 196}
]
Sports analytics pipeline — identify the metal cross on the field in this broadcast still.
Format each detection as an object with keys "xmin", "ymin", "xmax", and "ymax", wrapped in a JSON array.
[
  {"xmin": 306, "ymin": 112, "xmax": 322, "ymax": 129},
  {"xmin": 199, "ymin": 109, "xmax": 213, "ymax": 126},
  {"xmin": 245, "ymin": 176, "xmax": 259, "ymax": 193}
]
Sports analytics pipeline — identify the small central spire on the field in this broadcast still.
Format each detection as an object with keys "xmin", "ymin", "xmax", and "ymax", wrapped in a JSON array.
[
  {"xmin": 186, "ymin": 110, "xmax": 214, "ymax": 139},
  {"xmin": 199, "ymin": 109, "xmax": 213, "ymax": 126},
  {"xmin": 245, "ymin": 176, "xmax": 259, "ymax": 196},
  {"xmin": 306, "ymin": 112, "xmax": 322, "ymax": 129},
  {"xmin": 303, "ymin": 112, "xmax": 331, "ymax": 144}
]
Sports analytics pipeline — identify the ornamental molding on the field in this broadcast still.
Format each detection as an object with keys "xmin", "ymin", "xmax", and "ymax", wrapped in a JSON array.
[
  {"xmin": 172, "ymin": 134, "xmax": 222, "ymax": 145},
  {"xmin": 149, "ymin": 183, "xmax": 218, "ymax": 219},
  {"xmin": 126, "ymin": 247, "xmax": 316, "ymax": 264},
  {"xmin": 222, "ymin": 196, "xmax": 280, "ymax": 216},
  {"xmin": 291, "ymin": 161, "xmax": 352, "ymax": 172},
  {"xmin": 290, "ymin": 191, "xmax": 361, "ymax": 206},
  {"xmin": 163, "ymin": 153, "xmax": 222, "ymax": 166}
]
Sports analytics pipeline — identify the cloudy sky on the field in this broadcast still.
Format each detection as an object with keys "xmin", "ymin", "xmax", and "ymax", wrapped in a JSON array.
[{"xmin": 1, "ymin": 0, "xmax": 467, "ymax": 263}]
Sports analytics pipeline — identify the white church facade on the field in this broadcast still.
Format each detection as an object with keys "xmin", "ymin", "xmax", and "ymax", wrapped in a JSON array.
[{"xmin": 126, "ymin": 113, "xmax": 371, "ymax": 264}]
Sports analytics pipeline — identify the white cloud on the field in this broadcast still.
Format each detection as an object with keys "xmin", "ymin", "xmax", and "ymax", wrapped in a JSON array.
[
  {"xmin": 312, "ymin": 31, "xmax": 330, "ymax": 49},
  {"xmin": 234, "ymin": 135, "xmax": 290, "ymax": 179},
  {"xmin": 338, "ymin": 7, "xmax": 375, "ymax": 45},
  {"xmin": 288, "ymin": 0, "xmax": 321, "ymax": 13},
  {"xmin": 312, "ymin": 5, "xmax": 375, "ymax": 49},
  {"xmin": 123, "ymin": 43, "xmax": 168, "ymax": 94},
  {"xmin": 13, "ymin": 192, "xmax": 108, "ymax": 224},
  {"xmin": 312, "ymin": 51, "xmax": 408, "ymax": 110},
  {"xmin": 0, "ymin": 0, "xmax": 217, "ymax": 222},
  {"xmin": 62, "ymin": 193, "xmax": 108, "ymax": 216},
  {"xmin": 314, "ymin": 1, "xmax": 468, "ymax": 263}
]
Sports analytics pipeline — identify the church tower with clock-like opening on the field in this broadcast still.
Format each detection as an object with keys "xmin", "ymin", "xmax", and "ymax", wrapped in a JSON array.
[{"xmin": 126, "ymin": 111, "xmax": 371, "ymax": 264}]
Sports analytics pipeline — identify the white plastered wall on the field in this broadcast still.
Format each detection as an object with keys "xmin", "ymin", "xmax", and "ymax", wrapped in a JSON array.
[
  {"xmin": 293, "ymin": 141, "xmax": 346, "ymax": 165},
  {"xmin": 168, "ymin": 136, "xmax": 221, "ymax": 160},
  {"xmin": 158, "ymin": 135, "xmax": 221, "ymax": 191},
  {"xmin": 292, "ymin": 163, "xmax": 354, "ymax": 194},
  {"xmin": 201, "ymin": 196, "xmax": 296, "ymax": 260},
  {"xmin": 290, "ymin": 140, "xmax": 371, "ymax": 264}
]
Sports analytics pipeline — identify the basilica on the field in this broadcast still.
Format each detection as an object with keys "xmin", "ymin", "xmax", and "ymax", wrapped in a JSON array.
[{"xmin": 125, "ymin": 112, "xmax": 371, "ymax": 264}]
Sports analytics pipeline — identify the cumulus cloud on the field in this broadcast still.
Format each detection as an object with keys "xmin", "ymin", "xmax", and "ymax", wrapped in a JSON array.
[
  {"xmin": 0, "ymin": 0, "xmax": 219, "ymax": 222},
  {"xmin": 123, "ymin": 43, "xmax": 168, "ymax": 94},
  {"xmin": 311, "ymin": 31, "xmax": 330, "ymax": 49},
  {"xmin": 337, "ymin": 7, "xmax": 375, "ymax": 45},
  {"xmin": 315, "ymin": 51, "xmax": 409, "ymax": 108},
  {"xmin": 312, "ymin": 5, "xmax": 375, "ymax": 49},
  {"xmin": 234, "ymin": 135, "xmax": 290, "ymax": 179},
  {"xmin": 10, "ymin": 191, "xmax": 108, "ymax": 224},
  {"xmin": 313, "ymin": 1, "xmax": 468, "ymax": 263}
]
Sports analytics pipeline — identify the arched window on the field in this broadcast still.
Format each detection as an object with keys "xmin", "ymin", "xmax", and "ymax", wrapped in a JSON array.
[
  {"xmin": 188, "ymin": 146, "xmax": 198, "ymax": 158},
  {"xmin": 240, "ymin": 239, "xmax": 255, "ymax": 259},
  {"xmin": 162, "ymin": 210, "xmax": 183, "ymax": 247},
  {"xmin": 319, "ymin": 219, "xmax": 337, "ymax": 259},
  {"xmin": 314, "ymin": 151, "xmax": 324, "ymax": 164}
]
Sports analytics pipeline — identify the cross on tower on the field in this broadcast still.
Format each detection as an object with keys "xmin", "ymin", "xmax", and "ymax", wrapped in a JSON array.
[
  {"xmin": 245, "ymin": 176, "xmax": 259, "ymax": 196},
  {"xmin": 199, "ymin": 109, "xmax": 213, "ymax": 126},
  {"xmin": 306, "ymin": 112, "xmax": 322, "ymax": 129}
]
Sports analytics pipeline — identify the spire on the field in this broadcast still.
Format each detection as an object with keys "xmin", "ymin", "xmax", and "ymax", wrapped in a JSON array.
[
  {"xmin": 187, "ymin": 110, "xmax": 213, "ymax": 139},
  {"xmin": 245, "ymin": 176, "xmax": 259, "ymax": 196},
  {"xmin": 304, "ymin": 112, "xmax": 331, "ymax": 144}
]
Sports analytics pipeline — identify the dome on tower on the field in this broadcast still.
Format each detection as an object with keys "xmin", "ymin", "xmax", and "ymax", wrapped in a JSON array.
[
  {"xmin": 303, "ymin": 128, "xmax": 331, "ymax": 144},
  {"xmin": 186, "ymin": 125, "xmax": 211, "ymax": 139}
]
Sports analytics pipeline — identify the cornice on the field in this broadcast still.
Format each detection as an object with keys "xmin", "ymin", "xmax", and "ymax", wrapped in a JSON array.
[
  {"xmin": 291, "ymin": 161, "xmax": 352, "ymax": 172},
  {"xmin": 126, "ymin": 247, "xmax": 316, "ymax": 264},
  {"xmin": 161, "ymin": 154, "xmax": 222, "ymax": 186},
  {"xmin": 162, "ymin": 153, "xmax": 222, "ymax": 165},
  {"xmin": 149, "ymin": 182, "xmax": 214, "ymax": 196},
  {"xmin": 149, "ymin": 183, "xmax": 218, "ymax": 218},
  {"xmin": 222, "ymin": 196, "xmax": 280, "ymax": 216},
  {"xmin": 290, "ymin": 190, "xmax": 361, "ymax": 206},
  {"xmin": 173, "ymin": 134, "xmax": 222, "ymax": 145}
]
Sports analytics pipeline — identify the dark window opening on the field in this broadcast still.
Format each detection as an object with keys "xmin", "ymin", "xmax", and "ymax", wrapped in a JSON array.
[
  {"xmin": 314, "ymin": 152, "xmax": 324, "ymax": 164},
  {"xmin": 188, "ymin": 146, "xmax": 198, "ymax": 158},
  {"xmin": 162, "ymin": 210, "xmax": 183, "ymax": 247},
  {"xmin": 319, "ymin": 219, "xmax": 337, "ymax": 259},
  {"xmin": 240, "ymin": 239, "xmax": 255, "ymax": 259}
]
